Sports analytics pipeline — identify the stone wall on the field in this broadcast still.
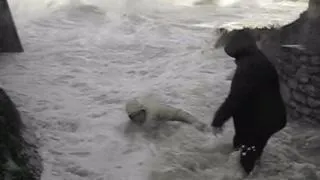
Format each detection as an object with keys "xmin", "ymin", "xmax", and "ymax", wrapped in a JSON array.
[
  {"xmin": 276, "ymin": 46, "xmax": 320, "ymax": 123},
  {"xmin": 261, "ymin": 5, "xmax": 320, "ymax": 123},
  {"xmin": 258, "ymin": 17, "xmax": 320, "ymax": 124}
]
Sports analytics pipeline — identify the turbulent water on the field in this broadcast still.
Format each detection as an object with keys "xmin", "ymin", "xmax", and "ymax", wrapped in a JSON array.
[{"xmin": 2, "ymin": 0, "xmax": 320, "ymax": 179}]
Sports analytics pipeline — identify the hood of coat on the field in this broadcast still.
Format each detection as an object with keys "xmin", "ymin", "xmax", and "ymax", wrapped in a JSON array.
[{"xmin": 224, "ymin": 30, "xmax": 259, "ymax": 59}]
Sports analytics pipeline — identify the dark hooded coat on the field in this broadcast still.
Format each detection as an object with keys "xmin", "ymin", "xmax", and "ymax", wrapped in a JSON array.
[{"xmin": 211, "ymin": 30, "xmax": 287, "ymax": 174}]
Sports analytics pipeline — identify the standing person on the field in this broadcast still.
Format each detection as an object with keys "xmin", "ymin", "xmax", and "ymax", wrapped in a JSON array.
[{"xmin": 211, "ymin": 30, "xmax": 287, "ymax": 174}]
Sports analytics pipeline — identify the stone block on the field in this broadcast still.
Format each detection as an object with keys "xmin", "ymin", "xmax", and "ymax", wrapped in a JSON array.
[
  {"xmin": 290, "ymin": 110, "xmax": 302, "ymax": 120},
  {"xmin": 279, "ymin": 75, "xmax": 288, "ymax": 82},
  {"xmin": 312, "ymin": 109, "xmax": 320, "ymax": 116},
  {"xmin": 310, "ymin": 56, "xmax": 320, "ymax": 65},
  {"xmin": 307, "ymin": 96, "xmax": 320, "ymax": 108},
  {"xmin": 299, "ymin": 54, "xmax": 309, "ymax": 63},
  {"xmin": 310, "ymin": 76, "xmax": 320, "ymax": 88},
  {"xmin": 298, "ymin": 84, "xmax": 318, "ymax": 97},
  {"xmin": 0, "ymin": 0, "xmax": 23, "ymax": 52},
  {"xmin": 292, "ymin": 90, "xmax": 307, "ymax": 104},
  {"xmin": 298, "ymin": 75, "xmax": 310, "ymax": 84},
  {"xmin": 282, "ymin": 64, "xmax": 298, "ymax": 76},
  {"xmin": 297, "ymin": 105, "xmax": 313, "ymax": 115},
  {"xmin": 287, "ymin": 79, "xmax": 298, "ymax": 89},
  {"xmin": 306, "ymin": 66, "xmax": 320, "ymax": 75},
  {"xmin": 288, "ymin": 99, "xmax": 298, "ymax": 109},
  {"xmin": 288, "ymin": 99, "xmax": 312, "ymax": 115},
  {"xmin": 282, "ymin": 54, "xmax": 297, "ymax": 64},
  {"xmin": 302, "ymin": 115, "xmax": 319, "ymax": 124}
]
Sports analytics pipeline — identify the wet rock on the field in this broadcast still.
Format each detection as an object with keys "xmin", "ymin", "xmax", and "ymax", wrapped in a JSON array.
[
  {"xmin": 311, "ymin": 76, "xmax": 320, "ymax": 88},
  {"xmin": 292, "ymin": 91, "xmax": 307, "ymax": 104},
  {"xmin": 312, "ymin": 109, "xmax": 320, "ymax": 117},
  {"xmin": 290, "ymin": 110, "xmax": 302, "ymax": 121},
  {"xmin": 297, "ymin": 105, "xmax": 313, "ymax": 115},
  {"xmin": 300, "ymin": 55, "xmax": 309, "ymax": 63},
  {"xmin": 282, "ymin": 64, "xmax": 298, "ymax": 76},
  {"xmin": 310, "ymin": 56, "xmax": 320, "ymax": 65},
  {"xmin": 298, "ymin": 76, "xmax": 309, "ymax": 84},
  {"xmin": 0, "ymin": 88, "xmax": 42, "ymax": 179},
  {"xmin": 308, "ymin": 96, "xmax": 320, "ymax": 108},
  {"xmin": 287, "ymin": 79, "xmax": 298, "ymax": 89},
  {"xmin": 298, "ymin": 84, "xmax": 318, "ymax": 97}
]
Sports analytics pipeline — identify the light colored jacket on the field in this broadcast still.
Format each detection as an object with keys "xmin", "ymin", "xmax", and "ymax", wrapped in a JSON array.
[{"xmin": 125, "ymin": 97, "xmax": 208, "ymax": 132}]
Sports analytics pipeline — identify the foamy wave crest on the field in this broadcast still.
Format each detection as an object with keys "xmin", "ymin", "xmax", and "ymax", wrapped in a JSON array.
[
  {"xmin": 8, "ymin": 0, "xmax": 173, "ymax": 24},
  {"xmin": 147, "ymin": 124, "xmax": 320, "ymax": 180},
  {"xmin": 148, "ymin": 125, "xmax": 247, "ymax": 180}
]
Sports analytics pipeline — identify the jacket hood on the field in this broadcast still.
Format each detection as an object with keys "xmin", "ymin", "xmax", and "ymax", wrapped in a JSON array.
[{"xmin": 224, "ymin": 30, "xmax": 259, "ymax": 58}]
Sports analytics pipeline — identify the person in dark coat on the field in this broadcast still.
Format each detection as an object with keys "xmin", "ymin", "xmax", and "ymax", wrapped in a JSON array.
[{"xmin": 211, "ymin": 30, "xmax": 287, "ymax": 175}]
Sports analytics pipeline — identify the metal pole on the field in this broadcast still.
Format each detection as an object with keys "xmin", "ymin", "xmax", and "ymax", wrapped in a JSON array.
[{"xmin": 0, "ymin": 0, "xmax": 23, "ymax": 53}]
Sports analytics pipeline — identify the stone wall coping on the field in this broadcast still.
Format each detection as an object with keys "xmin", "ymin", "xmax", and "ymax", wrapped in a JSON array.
[{"xmin": 281, "ymin": 44, "xmax": 320, "ymax": 56}]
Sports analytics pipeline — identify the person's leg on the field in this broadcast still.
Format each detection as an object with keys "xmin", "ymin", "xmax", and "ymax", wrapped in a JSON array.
[
  {"xmin": 239, "ymin": 134, "xmax": 270, "ymax": 174},
  {"xmin": 232, "ymin": 118, "xmax": 245, "ymax": 151},
  {"xmin": 233, "ymin": 133, "xmax": 242, "ymax": 150}
]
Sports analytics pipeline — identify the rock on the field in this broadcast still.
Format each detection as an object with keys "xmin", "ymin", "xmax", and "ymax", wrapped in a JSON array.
[
  {"xmin": 287, "ymin": 79, "xmax": 298, "ymax": 89},
  {"xmin": 304, "ymin": 66, "xmax": 320, "ymax": 75},
  {"xmin": 307, "ymin": 97, "xmax": 320, "ymax": 108},
  {"xmin": 310, "ymin": 76, "xmax": 320, "ymax": 88},
  {"xmin": 299, "ymin": 55, "xmax": 309, "ymax": 63},
  {"xmin": 310, "ymin": 56, "xmax": 320, "ymax": 65},
  {"xmin": 298, "ymin": 84, "xmax": 318, "ymax": 97},
  {"xmin": 298, "ymin": 76, "xmax": 309, "ymax": 84},
  {"xmin": 282, "ymin": 64, "xmax": 298, "ymax": 77},
  {"xmin": 290, "ymin": 110, "xmax": 302, "ymax": 120},
  {"xmin": 0, "ymin": 88, "xmax": 42, "ymax": 179},
  {"xmin": 288, "ymin": 99, "xmax": 298, "ymax": 109},
  {"xmin": 0, "ymin": 0, "xmax": 24, "ymax": 52},
  {"xmin": 296, "ymin": 103, "xmax": 313, "ymax": 115},
  {"xmin": 292, "ymin": 90, "xmax": 307, "ymax": 104},
  {"xmin": 312, "ymin": 109, "xmax": 320, "ymax": 117}
]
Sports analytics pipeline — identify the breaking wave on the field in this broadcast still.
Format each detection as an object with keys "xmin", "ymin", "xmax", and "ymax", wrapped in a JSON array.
[{"xmin": 2, "ymin": 0, "xmax": 319, "ymax": 179}]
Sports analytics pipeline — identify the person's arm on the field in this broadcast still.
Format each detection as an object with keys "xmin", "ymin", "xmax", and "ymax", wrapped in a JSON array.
[
  {"xmin": 211, "ymin": 64, "xmax": 257, "ymax": 127},
  {"xmin": 156, "ymin": 105, "xmax": 197, "ymax": 124},
  {"xmin": 154, "ymin": 105, "xmax": 208, "ymax": 131}
]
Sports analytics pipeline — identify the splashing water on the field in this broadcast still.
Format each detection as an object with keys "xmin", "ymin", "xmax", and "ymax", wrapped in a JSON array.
[
  {"xmin": 2, "ymin": 0, "xmax": 319, "ymax": 179},
  {"xmin": 218, "ymin": 0, "xmax": 241, "ymax": 7}
]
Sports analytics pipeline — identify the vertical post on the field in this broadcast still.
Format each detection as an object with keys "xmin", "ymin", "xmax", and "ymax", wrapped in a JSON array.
[
  {"xmin": 0, "ymin": 0, "xmax": 23, "ymax": 53},
  {"xmin": 298, "ymin": 0, "xmax": 320, "ymax": 53},
  {"xmin": 308, "ymin": 0, "xmax": 320, "ymax": 19}
]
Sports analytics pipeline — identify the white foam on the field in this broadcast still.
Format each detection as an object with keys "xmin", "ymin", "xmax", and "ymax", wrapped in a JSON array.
[{"xmin": 1, "ymin": 0, "xmax": 318, "ymax": 180}]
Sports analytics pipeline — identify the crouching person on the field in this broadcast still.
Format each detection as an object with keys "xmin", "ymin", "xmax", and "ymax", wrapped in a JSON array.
[{"xmin": 125, "ymin": 97, "xmax": 209, "ymax": 132}]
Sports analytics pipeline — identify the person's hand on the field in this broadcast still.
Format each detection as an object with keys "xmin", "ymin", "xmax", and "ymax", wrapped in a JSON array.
[
  {"xmin": 194, "ymin": 122, "xmax": 211, "ymax": 132},
  {"xmin": 212, "ymin": 125, "xmax": 224, "ymax": 136}
]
